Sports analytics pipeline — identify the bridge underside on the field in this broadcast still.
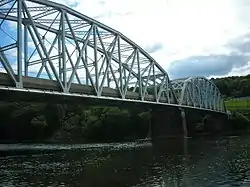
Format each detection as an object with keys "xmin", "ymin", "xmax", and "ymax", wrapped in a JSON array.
[{"xmin": 0, "ymin": 71, "xmax": 229, "ymax": 140}]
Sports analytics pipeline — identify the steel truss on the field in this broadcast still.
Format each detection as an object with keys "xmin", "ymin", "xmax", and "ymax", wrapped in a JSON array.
[
  {"xmin": 0, "ymin": 0, "xmax": 178, "ymax": 104},
  {"xmin": 171, "ymin": 77, "xmax": 226, "ymax": 112},
  {"xmin": 0, "ymin": 0, "xmax": 226, "ymax": 113}
]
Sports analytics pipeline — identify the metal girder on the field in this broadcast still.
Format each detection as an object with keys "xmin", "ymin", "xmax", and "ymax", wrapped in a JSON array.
[
  {"xmin": 0, "ymin": 0, "xmax": 226, "ymax": 113},
  {"xmin": 0, "ymin": 6, "xmax": 54, "ymax": 14},
  {"xmin": 171, "ymin": 77, "xmax": 226, "ymax": 112}
]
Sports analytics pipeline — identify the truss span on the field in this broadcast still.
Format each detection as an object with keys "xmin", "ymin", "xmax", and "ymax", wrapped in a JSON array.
[
  {"xmin": 0, "ymin": 0, "xmax": 227, "ymax": 114},
  {"xmin": 0, "ymin": 0, "xmax": 178, "ymax": 104},
  {"xmin": 171, "ymin": 77, "xmax": 226, "ymax": 112}
]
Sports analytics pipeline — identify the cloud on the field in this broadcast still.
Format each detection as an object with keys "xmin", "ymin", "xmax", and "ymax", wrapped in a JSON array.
[
  {"xmin": 168, "ymin": 53, "xmax": 250, "ymax": 79},
  {"xmin": 167, "ymin": 31, "xmax": 250, "ymax": 79},
  {"xmin": 2, "ymin": 0, "xmax": 250, "ymax": 80},
  {"xmin": 145, "ymin": 43, "xmax": 164, "ymax": 54},
  {"xmin": 227, "ymin": 33, "xmax": 250, "ymax": 54},
  {"xmin": 65, "ymin": 0, "xmax": 250, "ymax": 78}
]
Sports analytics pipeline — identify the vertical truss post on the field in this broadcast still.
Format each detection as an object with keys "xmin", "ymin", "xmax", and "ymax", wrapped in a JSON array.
[
  {"xmin": 93, "ymin": 25, "xmax": 99, "ymax": 95},
  {"xmin": 123, "ymin": 66, "xmax": 126, "ymax": 90},
  {"xmin": 24, "ymin": 23, "xmax": 28, "ymax": 76},
  {"xmin": 204, "ymin": 80, "xmax": 208, "ymax": 109},
  {"xmin": 192, "ymin": 80, "xmax": 195, "ymax": 107},
  {"xmin": 61, "ymin": 11, "xmax": 67, "ymax": 92},
  {"xmin": 198, "ymin": 81, "xmax": 202, "ymax": 108},
  {"xmin": 137, "ymin": 49, "xmax": 142, "ymax": 99},
  {"xmin": 107, "ymin": 57, "xmax": 110, "ymax": 88},
  {"xmin": 107, "ymin": 62, "xmax": 110, "ymax": 87},
  {"xmin": 209, "ymin": 83, "xmax": 212, "ymax": 109},
  {"xmin": 213, "ymin": 90, "xmax": 219, "ymax": 110},
  {"xmin": 118, "ymin": 36, "xmax": 124, "ymax": 98},
  {"xmin": 153, "ymin": 64, "xmax": 157, "ymax": 101},
  {"xmin": 58, "ymin": 32, "xmax": 62, "ymax": 80},
  {"xmin": 220, "ymin": 96, "xmax": 223, "ymax": 112},
  {"xmin": 216, "ymin": 89, "xmax": 219, "ymax": 111},
  {"xmin": 85, "ymin": 47, "xmax": 89, "ymax": 85},
  {"xmin": 215, "ymin": 91, "xmax": 218, "ymax": 111},
  {"xmin": 17, "ymin": 0, "xmax": 23, "ymax": 88}
]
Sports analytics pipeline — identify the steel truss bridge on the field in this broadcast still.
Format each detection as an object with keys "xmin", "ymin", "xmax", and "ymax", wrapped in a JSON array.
[{"xmin": 0, "ymin": 0, "xmax": 227, "ymax": 114}]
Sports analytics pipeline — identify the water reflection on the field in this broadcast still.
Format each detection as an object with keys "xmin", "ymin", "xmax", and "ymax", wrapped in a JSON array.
[{"xmin": 1, "ymin": 135, "xmax": 250, "ymax": 186}]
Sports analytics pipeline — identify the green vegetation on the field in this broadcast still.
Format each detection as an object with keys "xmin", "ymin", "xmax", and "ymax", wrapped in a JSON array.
[
  {"xmin": 225, "ymin": 99, "xmax": 250, "ymax": 111},
  {"xmin": 225, "ymin": 99, "xmax": 250, "ymax": 130},
  {"xmin": 0, "ymin": 102, "xmax": 150, "ymax": 143},
  {"xmin": 213, "ymin": 74, "xmax": 250, "ymax": 130},
  {"xmin": 212, "ymin": 74, "xmax": 250, "ymax": 98},
  {"xmin": 229, "ymin": 111, "xmax": 250, "ymax": 130}
]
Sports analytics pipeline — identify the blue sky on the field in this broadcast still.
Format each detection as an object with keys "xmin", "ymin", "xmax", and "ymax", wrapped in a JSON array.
[{"xmin": 1, "ymin": 0, "xmax": 250, "ymax": 80}]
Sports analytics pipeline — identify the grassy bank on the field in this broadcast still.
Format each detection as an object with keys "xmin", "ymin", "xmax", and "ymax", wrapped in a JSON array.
[
  {"xmin": 225, "ymin": 99, "xmax": 250, "ymax": 119},
  {"xmin": 225, "ymin": 99, "xmax": 250, "ymax": 111},
  {"xmin": 224, "ymin": 99, "xmax": 250, "ymax": 131}
]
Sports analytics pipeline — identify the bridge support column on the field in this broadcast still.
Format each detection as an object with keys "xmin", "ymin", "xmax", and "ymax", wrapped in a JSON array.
[
  {"xmin": 150, "ymin": 107, "xmax": 183, "ymax": 142},
  {"xmin": 180, "ymin": 108, "xmax": 188, "ymax": 138}
]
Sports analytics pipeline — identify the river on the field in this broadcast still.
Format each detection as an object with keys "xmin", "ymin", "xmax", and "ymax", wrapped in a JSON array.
[{"xmin": 1, "ymin": 134, "xmax": 250, "ymax": 187}]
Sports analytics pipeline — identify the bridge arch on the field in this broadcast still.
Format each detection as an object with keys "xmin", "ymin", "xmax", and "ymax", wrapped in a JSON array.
[
  {"xmin": 0, "ymin": 0, "xmax": 177, "ymax": 104},
  {"xmin": 0, "ymin": 0, "xmax": 227, "ymax": 114},
  {"xmin": 171, "ymin": 77, "xmax": 226, "ymax": 112}
]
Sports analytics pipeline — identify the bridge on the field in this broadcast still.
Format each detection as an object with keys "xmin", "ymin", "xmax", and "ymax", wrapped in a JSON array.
[{"xmin": 0, "ymin": 0, "xmax": 228, "ymax": 138}]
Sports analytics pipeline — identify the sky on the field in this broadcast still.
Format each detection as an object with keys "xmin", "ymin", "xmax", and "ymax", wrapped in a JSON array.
[
  {"xmin": 1, "ymin": 0, "xmax": 250, "ymax": 80},
  {"xmin": 52, "ymin": 0, "xmax": 250, "ymax": 79}
]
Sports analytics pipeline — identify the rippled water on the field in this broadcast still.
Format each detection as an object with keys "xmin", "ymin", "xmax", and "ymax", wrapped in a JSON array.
[{"xmin": 1, "ymin": 135, "xmax": 250, "ymax": 187}]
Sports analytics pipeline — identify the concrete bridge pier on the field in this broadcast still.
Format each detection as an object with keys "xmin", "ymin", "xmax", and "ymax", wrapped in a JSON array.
[
  {"xmin": 150, "ymin": 107, "xmax": 184, "ymax": 141},
  {"xmin": 180, "ymin": 108, "xmax": 188, "ymax": 138}
]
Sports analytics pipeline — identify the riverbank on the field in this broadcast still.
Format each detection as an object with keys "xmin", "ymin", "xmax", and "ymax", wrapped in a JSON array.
[
  {"xmin": 0, "ymin": 102, "xmax": 150, "ymax": 143},
  {"xmin": 0, "ymin": 99, "xmax": 249, "ymax": 144},
  {"xmin": 224, "ymin": 98, "xmax": 250, "ymax": 132},
  {"xmin": 0, "ymin": 77, "xmax": 250, "ymax": 144}
]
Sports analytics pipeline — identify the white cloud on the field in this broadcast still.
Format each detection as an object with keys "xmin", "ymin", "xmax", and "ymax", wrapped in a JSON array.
[
  {"xmin": 1, "ymin": 0, "xmax": 250, "ymax": 79},
  {"xmin": 51, "ymin": 0, "xmax": 250, "ymax": 78}
]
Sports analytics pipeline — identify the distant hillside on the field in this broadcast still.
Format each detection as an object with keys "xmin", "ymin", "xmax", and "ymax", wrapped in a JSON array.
[{"xmin": 211, "ymin": 74, "xmax": 250, "ymax": 98}]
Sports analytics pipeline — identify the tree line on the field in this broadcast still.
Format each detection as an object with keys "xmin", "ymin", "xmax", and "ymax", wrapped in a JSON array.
[{"xmin": 212, "ymin": 74, "xmax": 250, "ymax": 98}]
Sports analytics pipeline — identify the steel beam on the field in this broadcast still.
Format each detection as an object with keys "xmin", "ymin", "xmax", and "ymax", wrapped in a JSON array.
[{"xmin": 17, "ymin": 0, "xmax": 23, "ymax": 88}]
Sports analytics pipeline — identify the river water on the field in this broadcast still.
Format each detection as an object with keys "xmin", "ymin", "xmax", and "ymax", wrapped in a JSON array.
[{"xmin": 1, "ymin": 134, "xmax": 250, "ymax": 187}]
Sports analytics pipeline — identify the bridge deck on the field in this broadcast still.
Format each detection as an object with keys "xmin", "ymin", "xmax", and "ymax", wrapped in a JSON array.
[
  {"xmin": 0, "ymin": 72, "xmax": 171, "ymax": 103},
  {"xmin": 0, "ymin": 73, "xmax": 228, "ymax": 116}
]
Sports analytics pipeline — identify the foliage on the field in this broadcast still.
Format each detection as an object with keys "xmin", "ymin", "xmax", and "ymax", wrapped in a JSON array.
[
  {"xmin": 0, "ymin": 102, "xmax": 149, "ymax": 143},
  {"xmin": 225, "ymin": 99, "xmax": 250, "ymax": 111},
  {"xmin": 211, "ymin": 74, "xmax": 250, "ymax": 98},
  {"xmin": 229, "ymin": 111, "xmax": 250, "ymax": 129}
]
